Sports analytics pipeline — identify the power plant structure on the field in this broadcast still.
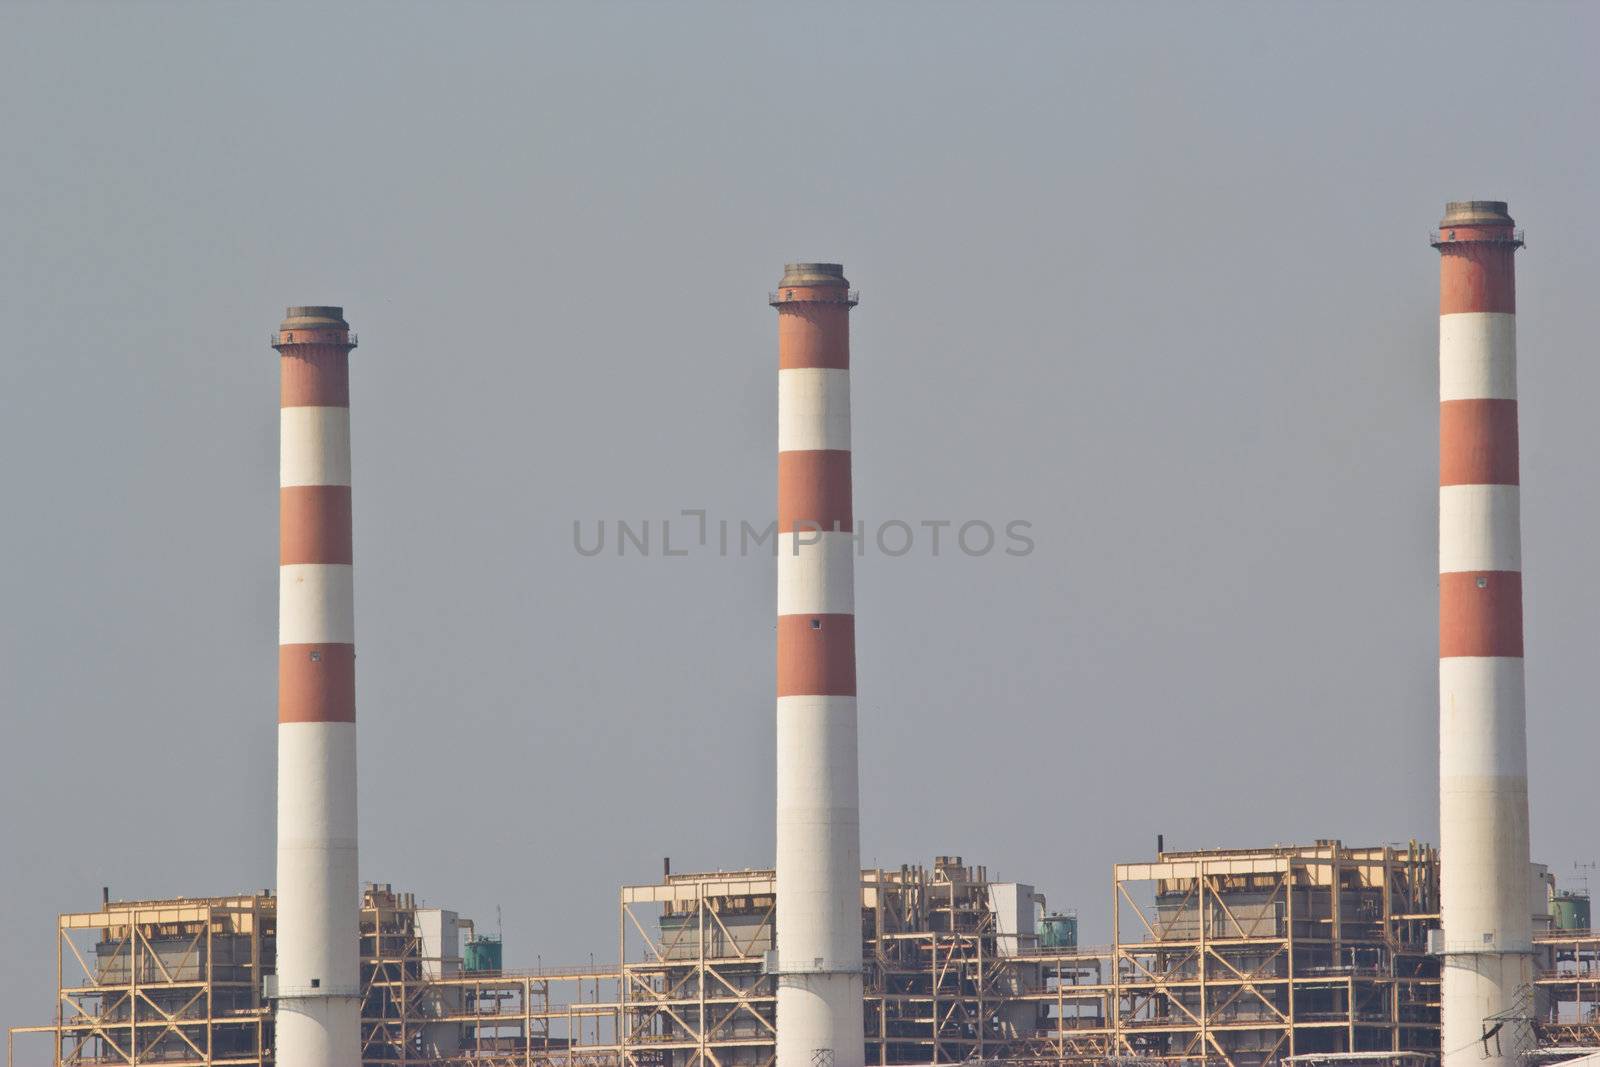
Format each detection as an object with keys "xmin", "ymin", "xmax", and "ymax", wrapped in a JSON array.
[
  {"xmin": 7, "ymin": 227, "xmax": 1597, "ymax": 1067},
  {"xmin": 16, "ymin": 845, "xmax": 1600, "ymax": 1067},
  {"xmin": 272, "ymin": 308, "xmax": 364, "ymax": 1067},
  {"xmin": 771, "ymin": 264, "xmax": 865, "ymax": 1067},
  {"xmin": 1430, "ymin": 202, "xmax": 1535, "ymax": 1067}
]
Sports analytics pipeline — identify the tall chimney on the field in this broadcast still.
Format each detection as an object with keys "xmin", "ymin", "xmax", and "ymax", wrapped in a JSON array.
[
  {"xmin": 272, "ymin": 306, "xmax": 361, "ymax": 1067},
  {"xmin": 771, "ymin": 264, "xmax": 865, "ymax": 1067},
  {"xmin": 1432, "ymin": 203, "xmax": 1533, "ymax": 1067}
]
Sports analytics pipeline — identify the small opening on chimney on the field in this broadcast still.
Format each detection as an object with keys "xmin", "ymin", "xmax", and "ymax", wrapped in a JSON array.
[
  {"xmin": 1477, "ymin": 577, "xmax": 1488, "ymax": 589},
  {"xmin": 310, "ymin": 650, "xmax": 322, "ymax": 661},
  {"xmin": 310, "ymin": 978, "xmax": 320, "ymax": 988},
  {"xmin": 810, "ymin": 619, "xmax": 821, "ymax": 630}
]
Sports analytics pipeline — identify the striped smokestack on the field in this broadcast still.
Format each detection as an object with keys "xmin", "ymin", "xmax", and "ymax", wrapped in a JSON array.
[
  {"xmin": 771, "ymin": 264, "xmax": 865, "ymax": 1067},
  {"xmin": 1432, "ymin": 203, "xmax": 1534, "ymax": 1067},
  {"xmin": 272, "ymin": 306, "xmax": 361, "ymax": 1067}
]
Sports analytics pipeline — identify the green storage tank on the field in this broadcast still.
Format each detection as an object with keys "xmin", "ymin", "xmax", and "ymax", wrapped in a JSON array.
[
  {"xmin": 1040, "ymin": 913, "xmax": 1078, "ymax": 950},
  {"xmin": 464, "ymin": 937, "xmax": 503, "ymax": 974},
  {"xmin": 1551, "ymin": 893, "xmax": 1591, "ymax": 932}
]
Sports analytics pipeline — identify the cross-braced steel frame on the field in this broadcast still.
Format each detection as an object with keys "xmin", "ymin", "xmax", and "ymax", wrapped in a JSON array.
[
  {"xmin": 1104, "ymin": 843, "xmax": 1440, "ymax": 1067},
  {"xmin": 13, "ymin": 896, "xmax": 271, "ymax": 1067},
  {"xmin": 13, "ymin": 845, "xmax": 1524, "ymax": 1067},
  {"xmin": 1532, "ymin": 927, "xmax": 1600, "ymax": 1056}
]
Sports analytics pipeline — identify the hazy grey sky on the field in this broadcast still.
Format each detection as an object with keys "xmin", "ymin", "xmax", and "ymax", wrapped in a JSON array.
[{"xmin": 3, "ymin": 0, "xmax": 1598, "ymax": 1030}]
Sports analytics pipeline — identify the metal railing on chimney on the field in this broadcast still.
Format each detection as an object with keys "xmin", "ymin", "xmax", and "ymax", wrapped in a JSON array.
[
  {"xmin": 769, "ymin": 289, "xmax": 860, "ymax": 307},
  {"xmin": 1430, "ymin": 228, "xmax": 1525, "ymax": 248}
]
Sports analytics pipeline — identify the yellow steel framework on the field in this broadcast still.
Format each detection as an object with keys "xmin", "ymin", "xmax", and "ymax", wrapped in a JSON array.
[
  {"xmin": 12, "ymin": 896, "xmax": 270, "ymax": 1067},
  {"xmin": 1099, "ymin": 842, "xmax": 1441, "ymax": 1067},
  {"xmin": 615, "ymin": 858, "xmax": 1042, "ymax": 1067},
  {"xmin": 7, "ymin": 889, "xmax": 621, "ymax": 1067},
  {"xmin": 11, "ymin": 845, "xmax": 1599, "ymax": 1067},
  {"xmin": 619, "ymin": 873, "xmax": 774, "ymax": 1067},
  {"xmin": 1533, "ymin": 927, "xmax": 1600, "ymax": 1054}
]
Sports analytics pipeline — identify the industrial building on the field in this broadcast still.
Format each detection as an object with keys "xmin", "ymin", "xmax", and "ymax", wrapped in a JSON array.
[
  {"xmin": 12, "ymin": 845, "xmax": 1599, "ymax": 1067},
  {"xmin": 5, "ymin": 206, "xmax": 1590, "ymax": 1067}
]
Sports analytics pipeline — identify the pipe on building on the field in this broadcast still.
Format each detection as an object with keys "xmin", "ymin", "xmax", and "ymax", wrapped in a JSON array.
[
  {"xmin": 273, "ymin": 306, "xmax": 362, "ymax": 1067},
  {"xmin": 771, "ymin": 264, "xmax": 865, "ymax": 1067},
  {"xmin": 1433, "ymin": 203, "xmax": 1534, "ymax": 1067}
]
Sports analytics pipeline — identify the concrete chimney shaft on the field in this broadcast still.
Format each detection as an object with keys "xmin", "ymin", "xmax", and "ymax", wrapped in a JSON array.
[
  {"xmin": 1433, "ymin": 204, "xmax": 1534, "ymax": 1067},
  {"xmin": 771, "ymin": 264, "xmax": 865, "ymax": 1067},
  {"xmin": 272, "ymin": 306, "xmax": 362, "ymax": 1067}
]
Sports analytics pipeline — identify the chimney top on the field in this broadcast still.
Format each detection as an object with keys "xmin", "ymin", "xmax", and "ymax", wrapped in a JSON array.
[
  {"xmin": 778, "ymin": 263, "xmax": 849, "ymax": 288},
  {"xmin": 1440, "ymin": 201, "xmax": 1513, "ymax": 227},
  {"xmin": 280, "ymin": 306, "xmax": 349, "ymax": 330}
]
